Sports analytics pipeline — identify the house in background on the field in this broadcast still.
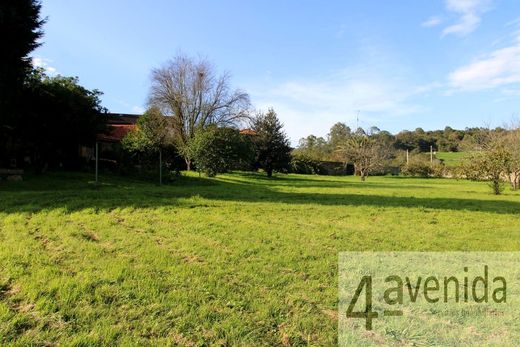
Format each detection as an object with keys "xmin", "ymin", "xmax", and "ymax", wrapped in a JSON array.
[
  {"xmin": 81, "ymin": 114, "xmax": 267, "ymax": 172},
  {"xmin": 79, "ymin": 113, "xmax": 140, "ymax": 167},
  {"xmin": 97, "ymin": 113, "xmax": 139, "ymax": 143}
]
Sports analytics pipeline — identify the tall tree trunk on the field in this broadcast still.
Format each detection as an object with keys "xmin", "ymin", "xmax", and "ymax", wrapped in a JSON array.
[
  {"xmin": 185, "ymin": 158, "xmax": 191, "ymax": 171},
  {"xmin": 266, "ymin": 167, "xmax": 273, "ymax": 177},
  {"xmin": 492, "ymin": 178, "xmax": 501, "ymax": 195}
]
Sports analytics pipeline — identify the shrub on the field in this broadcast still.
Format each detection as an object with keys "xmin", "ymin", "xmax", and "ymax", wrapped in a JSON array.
[
  {"xmin": 290, "ymin": 153, "xmax": 324, "ymax": 174},
  {"xmin": 192, "ymin": 126, "xmax": 254, "ymax": 177},
  {"xmin": 402, "ymin": 159, "xmax": 445, "ymax": 178}
]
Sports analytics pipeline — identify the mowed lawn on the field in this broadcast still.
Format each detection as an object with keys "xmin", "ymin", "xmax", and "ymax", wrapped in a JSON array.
[{"xmin": 1, "ymin": 172, "xmax": 520, "ymax": 346}]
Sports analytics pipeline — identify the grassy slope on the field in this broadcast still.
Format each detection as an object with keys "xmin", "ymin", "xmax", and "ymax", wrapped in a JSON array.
[
  {"xmin": 435, "ymin": 151, "xmax": 466, "ymax": 167},
  {"xmin": 1, "ymin": 172, "xmax": 520, "ymax": 345}
]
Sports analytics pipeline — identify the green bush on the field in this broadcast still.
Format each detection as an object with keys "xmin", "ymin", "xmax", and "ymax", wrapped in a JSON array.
[
  {"xmin": 192, "ymin": 126, "xmax": 254, "ymax": 177},
  {"xmin": 290, "ymin": 153, "xmax": 324, "ymax": 174},
  {"xmin": 402, "ymin": 159, "xmax": 445, "ymax": 178}
]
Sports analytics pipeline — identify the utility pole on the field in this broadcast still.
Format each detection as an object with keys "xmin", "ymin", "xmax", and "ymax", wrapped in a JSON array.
[
  {"xmin": 159, "ymin": 148, "xmax": 162, "ymax": 185},
  {"xmin": 356, "ymin": 110, "xmax": 360, "ymax": 130},
  {"xmin": 95, "ymin": 141, "xmax": 99, "ymax": 184}
]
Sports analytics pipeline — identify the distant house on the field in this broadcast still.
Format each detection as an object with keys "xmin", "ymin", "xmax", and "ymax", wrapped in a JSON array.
[
  {"xmin": 81, "ymin": 114, "xmax": 256, "ymax": 168},
  {"xmin": 239, "ymin": 128, "xmax": 256, "ymax": 136},
  {"xmin": 100, "ymin": 114, "xmax": 255, "ymax": 142},
  {"xmin": 79, "ymin": 113, "xmax": 141, "ymax": 165},
  {"xmin": 97, "ymin": 113, "xmax": 140, "ymax": 143}
]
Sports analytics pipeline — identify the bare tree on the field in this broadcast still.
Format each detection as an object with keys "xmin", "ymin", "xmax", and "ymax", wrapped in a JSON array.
[
  {"xmin": 337, "ymin": 135, "xmax": 388, "ymax": 181},
  {"xmin": 148, "ymin": 54, "xmax": 250, "ymax": 170}
]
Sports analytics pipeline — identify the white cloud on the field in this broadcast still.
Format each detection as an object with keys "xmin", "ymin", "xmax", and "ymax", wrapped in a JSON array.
[
  {"xmin": 251, "ymin": 68, "xmax": 434, "ymax": 144},
  {"xmin": 423, "ymin": 0, "xmax": 493, "ymax": 36},
  {"xmin": 505, "ymin": 17, "xmax": 520, "ymax": 27},
  {"xmin": 422, "ymin": 16, "xmax": 443, "ymax": 28},
  {"xmin": 114, "ymin": 99, "xmax": 146, "ymax": 114},
  {"xmin": 445, "ymin": 0, "xmax": 488, "ymax": 13},
  {"xmin": 448, "ymin": 34, "xmax": 520, "ymax": 90},
  {"xmin": 32, "ymin": 57, "xmax": 58, "ymax": 75},
  {"xmin": 132, "ymin": 105, "xmax": 145, "ymax": 114},
  {"xmin": 442, "ymin": 12, "xmax": 482, "ymax": 36}
]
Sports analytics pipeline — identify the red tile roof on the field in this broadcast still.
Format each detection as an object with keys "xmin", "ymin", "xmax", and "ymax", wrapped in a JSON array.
[
  {"xmin": 240, "ymin": 128, "xmax": 257, "ymax": 135},
  {"xmin": 98, "ymin": 113, "xmax": 255, "ymax": 143},
  {"xmin": 97, "ymin": 124, "xmax": 135, "ymax": 142}
]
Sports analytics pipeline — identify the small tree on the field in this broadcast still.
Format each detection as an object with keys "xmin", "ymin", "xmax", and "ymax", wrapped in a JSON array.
[
  {"xmin": 293, "ymin": 135, "xmax": 328, "ymax": 161},
  {"xmin": 122, "ymin": 107, "xmax": 174, "ymax": 181},
  {"xmin": 122, "ymin": 107, "xmax": 173, "ymax": 152},
  {"xmin": 122, "ymin": 107, "xmax": 172, "ymax": 153},
  {"xmin": 460, "ymin": 135, "xmax": 511, "ymax": 195},
  {"xmin": 337, "ymin": 134, "xmax": 388, "ymax": 181},
  {"xmin": 191, "ymin": 126, "xmax": 254, "ymax": 177},
  {"xmin": 504, "ymin": 128, "xmax": 520, "ymax": 190},
  {"xmin": 251, "ymin": 108, "xmax": 291, "ymax": 177}
]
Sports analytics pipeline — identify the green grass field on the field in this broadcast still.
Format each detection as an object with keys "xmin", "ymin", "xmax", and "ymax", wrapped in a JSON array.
[
  {"xmin": 1, "ymin": 172, "xmax": 520, "ymax": 345},
  {"xmin": 435, "ymin": 151, "xmax": 467, "ymax": 167}
]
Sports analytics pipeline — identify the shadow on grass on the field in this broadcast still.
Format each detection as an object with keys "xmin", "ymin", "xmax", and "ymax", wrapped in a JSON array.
[
  {"xmin": 0, "ymin": 172, "xmax": 519, "ymax": 215},
  {"xmin": 216, "ymin": 175, "xmax": 435, "ymax": 190}
]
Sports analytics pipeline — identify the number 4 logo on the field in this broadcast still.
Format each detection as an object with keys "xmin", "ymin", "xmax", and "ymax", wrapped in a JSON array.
[{"xmin": 346, "ymin": 276, "xmax": 378, "ymax": 330}]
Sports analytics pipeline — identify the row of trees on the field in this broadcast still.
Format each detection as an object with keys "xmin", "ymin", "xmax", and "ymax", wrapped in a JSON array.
[
  {"xmin": 123, "ymin": 105, "xmax": 292, "ymax": 178},
  {"xmin": 294, "ymin": 120, "xmax": 520, "ymax": 194},
  {"xmin": 294, "ymin": 123, "xmax": 507, "ymax": 162},
  {"xmin": 122, "ymin": 55, "xmax": 292, "ymax": 178}
]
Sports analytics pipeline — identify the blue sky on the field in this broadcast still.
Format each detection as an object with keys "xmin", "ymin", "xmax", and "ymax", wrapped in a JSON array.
[{"xmin": 34, "ymin": 0, "xmax": 520, "ymax": 143}]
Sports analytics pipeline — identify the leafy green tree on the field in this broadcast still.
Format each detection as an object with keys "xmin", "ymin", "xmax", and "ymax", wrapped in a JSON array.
[
  {"xmin": 461, "ymin": 133, "xmax": 511, "ymax": 195},
  {"xmin": 0, "ymin": 0, "xmax": 44, "ymax": 128},
  {"xmin": 191, "ymin": 126, "xmax": 253, "ymax": 177},
  {"xmin": 294, "ymin": 135, "xmax": 328, "ymax": 161},
  {"xmin": 19, "ymin": 70, "xmax": 106, "ymax": 170},
  {"xmin": 251, "ymin": 108, "xmax": 291, "ymax": 177},
  {"xmin": 328, "ymin": 122, "xmax": 351, "ymax": 149},
  {"xmin": 122, "ymin": 108, "xmax": 178, "ymax": 181},
  {"xmin": 122, "ymin": 107, "xmax": 173, "ymax": 153},
  {"xmin": 504, "ymin": 128, "xmax": 520, "ymax": 190}
]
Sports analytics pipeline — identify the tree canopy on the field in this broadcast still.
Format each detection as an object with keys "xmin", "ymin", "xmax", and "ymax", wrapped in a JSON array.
[
  {"xmin": 122, "ymin": 107, "xmax": 173, "ymax": 153},
  {"xmin": 191, "ymin": 126, "xmax": 254, "ymax": 177},
  {"xmin": 12, "ymin": 70, "xmax": 106, "ymax": 170}
]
